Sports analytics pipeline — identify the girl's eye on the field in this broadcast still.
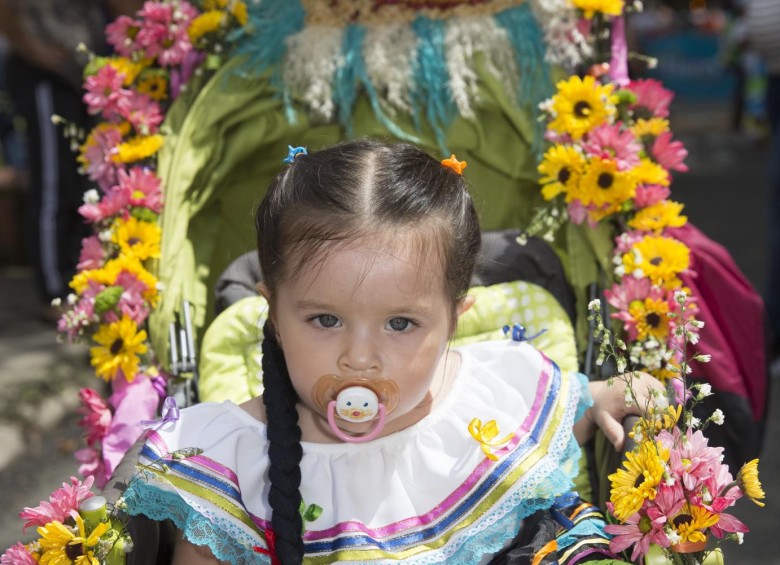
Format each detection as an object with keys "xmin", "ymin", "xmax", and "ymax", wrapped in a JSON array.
[
  {"xmin": 313, "ymin": 314, "xmax": 341, "ymax": 328},
  {"xmin": 387, "ymin": 317, "xmax": 413, "ymax": 332}
]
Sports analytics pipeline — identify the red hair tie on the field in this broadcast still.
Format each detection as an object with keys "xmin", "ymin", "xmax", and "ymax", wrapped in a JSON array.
[{"xmin": 254, "ymin": 528, "xmax": 281, "ymax": 565}]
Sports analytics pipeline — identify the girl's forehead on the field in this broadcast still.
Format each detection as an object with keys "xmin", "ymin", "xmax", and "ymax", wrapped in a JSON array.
[{"xmin": 286, "ymin": 232, "xmax": 448, "ymax": 298}]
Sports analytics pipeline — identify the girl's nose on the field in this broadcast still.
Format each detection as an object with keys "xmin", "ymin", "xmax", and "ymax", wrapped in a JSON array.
[{"xmin": 338, "ymin": 332, "xmax": 380, "ymax": 375}]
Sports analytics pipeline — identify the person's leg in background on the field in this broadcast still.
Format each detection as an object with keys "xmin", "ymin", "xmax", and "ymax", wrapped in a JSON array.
[
  {"xmin": 7, "ymin": 54, "xmax": 90, "ymax": 317},
  {"xmin": 765, "ymin": 73, "xmax": 780, "ymax": 358}
]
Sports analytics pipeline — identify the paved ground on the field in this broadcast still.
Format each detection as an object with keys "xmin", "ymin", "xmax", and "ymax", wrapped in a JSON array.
[{"xmin": 0, "ymin": 100, "xmax": 778, "ymax": 561}]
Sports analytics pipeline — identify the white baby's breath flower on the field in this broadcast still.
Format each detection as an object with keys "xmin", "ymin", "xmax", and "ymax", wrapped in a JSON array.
[
  {"xmin": 698, "ymin": 383, "xmax": 712, "ymax": 398},
  {"xmin": 711, "ymin": 409, "xmax": 725, "ymax": 425},
  {"xmin": 736, "ymin": 532, "xmax": 744, "ymax": 545},
  {"xmin": 51, "ymin": 297, "xmax": 62, "ymax": 307},
  {"xmin": 667, "ymin": 529, "xmax": 681, "ymax": 544},
  {"xmin": 690, "ymin": 416, "xmax": 701, "ymax": 428},
  {"xmin": 596, "ymin": 354, "xmax": 605, "ymax": 366},
  {"xmin": 98, "ymin": 229, "xmax": 112, "ymax": 242},
  {"xmin": 694, "ymin": 354, "xmax": 712, "ymax": 363},
  {"xmin": 674, "ymin": 290, "xmax": 687, "ymax": 305},
  {"xmin": 624, "ymin": 387, "xmax": 633, "ymax": 407},
  {"xmin": 632, "ymin": 268, "xmax": 644, "ymax": 279},
  {"xmin": 614, "ymin": 265, "xmax": 626, "ymax": 277},
  {"xmin": 67, "ymin": 293, "xmax": 78, "ymax": 305},
  {"xmin": 588, "ymin": 299, "xmax": 601, "ymax": 311},
  {"xmin": 82, "ymin": 189, "xmax": 101, "ymax": 209},
  {"xmin": 691, "ymin": 320, "xmax": 705, "ymax": 329},
  {"xmin": 616, "ymin": 358, "xmax": 627, "ymax": 373}
]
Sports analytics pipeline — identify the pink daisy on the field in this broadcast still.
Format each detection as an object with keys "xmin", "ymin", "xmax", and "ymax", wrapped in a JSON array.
[
  {"xmin": 57, "ymin": 291, "xmax": 98, "ymax": 341},
  {"xmin": 628, "ymin": 79, "xmax": 674, "ymax": 119},
  {"xmin": 1, "ymin": 543, "xmax": 37, "ymax": 565},
  {"xmin": 79, "ymin": 186, "xmax": 131, "ymax": 223},
  {"xmin": 137, "ymin": 1, "xmax": 197, "ymax": 67},
  {"xmin": 660, "ymin": 428, "xmax": 724, "ymax": 492},
  {"xmin": 105, "ymin": 15, "xmax": 144, "ymax": 57},
  {"xmin": 19, "ymin": 475, "xmax": 94, "ymax": 531},
  {"xmin": 83, "ymin": 65, "xmax": 127, "ymax": 120},
  {"xmin": 119, "ymin": 167, "xmax": 163, "ymax": 213},
  {"xmin": 103, "ymin": 272, "xmax": 152, "ymax": 325},
  {"xmin": 613, "ymin": 229, "xmax": 647, "ymax": 255},
  {"xmin": 78, "ymin": 388, "xmax": 113, "ymax": 446},
  {"xmin": 77, "ymin": 236, "xmax": 106, "ymax": 271},
  {"xmin": 651, "ymin": 131, "xmax": 689, "ymax": 173},
  {"xmin": 634, "ymin": 184, "xmax": 671, "ymax": 209},
  {"xmin": 117, "ymin": 91, "xmax": 164, "ymax": 135},
  {"xmin": 80, "ymin": 126, "xmax": 125, "ymax": 191},
  {"xmin": 583, "ymin": 123, "xmax": 642, "ymax": 170},
  {"xmin": 605, "ymin": 507, "xmax": 669, "ymax": 562}
]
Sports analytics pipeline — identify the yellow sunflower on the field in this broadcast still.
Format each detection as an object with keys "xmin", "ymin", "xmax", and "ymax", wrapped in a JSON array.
[
  {"xmin": 609, "ymin": 440, "xmax": 669, "ymax": 521},
  {"xmin": 737, "ymin": 459, "xmax": 765, "ymax": 507},
  {"xmin": 38, "ymin": 514, "xmax": 109, "ymax": 565},
  {"xmin": 188, "ymin": 10, "xmax": 226, "ymax": 42},
  {"xmin": 538, "ymin": 145, "xmax": 585, "ymax": 201},
  {"xmin": 106, "ymin": 57, "xmax": 151, "ymax": 86},
  {"xmin": 111, "ymin": 134, "xmax": 164, "ymax": 164},
  {"xmin": 548, "ymin": 75, "xmax": 617, "ymax": 140},
  {"xmin": 622, "ymin": 235, "xmax": 690, "ymax": 289},
  {"xmin": 569, "ymin": 157, "xmax": 636, "ymax": 209},
  {"xmin": 136, "ymin": 72, "xmax": 168, "ymax": 101},
  {"xmin": 628, "ymin": 296, "xmax": 671, "ymax": 341},
  {"xmin": 670, "ymin": 504, "xmax": 719, "ymax": 544},
  {"xmin": 102, "ymin": 254, "xmax": 160, "ymax": 306},
  {"xmin": 571, "ymin": 0, "xmax": 624, "ymax": 19},
  {"xmin": 632, "ymin": 117, "xmax": 670, "ymax": 139},
  {"xmin": 628, "ymin": 200, "xmax": 687, "ymax": 233},
  {"xmin": 112, "ymin": 217, "xmax": 161, "ymax": 261},
  {"xmin": 630, "ymin": 158, "xmax": 670, "ymax": 187},
  {"xmin": 69, "ymin": 264, "xmax": 117, "ymax": 295},
  {"xmin": 90, "ymin": 315, "xmax": 148, "ymax": 382}
]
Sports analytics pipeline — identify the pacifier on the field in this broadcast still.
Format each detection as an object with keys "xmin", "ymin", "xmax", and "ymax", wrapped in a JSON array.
[{"xmin": 313, "ymin": 375, "xmax": 400, "ymax": 443}]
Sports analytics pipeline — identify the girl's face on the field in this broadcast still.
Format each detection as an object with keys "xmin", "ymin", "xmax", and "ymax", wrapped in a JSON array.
[{"xmin": 266, "ymin": 233, "xmax": 472, "ymax": 440}]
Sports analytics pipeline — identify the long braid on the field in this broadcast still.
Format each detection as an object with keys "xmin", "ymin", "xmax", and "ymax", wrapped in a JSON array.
[{"xmin": 261, "ymin": 319, "xmax": 304, "ymax": 564}]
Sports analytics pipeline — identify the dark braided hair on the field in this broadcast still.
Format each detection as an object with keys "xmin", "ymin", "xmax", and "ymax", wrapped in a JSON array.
[
  {"xmin": 261, "ymin": 320, "xmax": 304, "ymax": 563},
  {"xmin": 255, "ymin": 139, "xmax": 482, "ymax": 564}
]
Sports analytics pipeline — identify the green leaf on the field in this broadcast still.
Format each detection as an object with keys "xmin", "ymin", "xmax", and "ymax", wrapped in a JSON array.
[
  {"xmin": 94, "ymin": 286, "xmax": 124, "ymax": 315},
  {"xmin": 130, "ymin": 207, "xmax": 159, "ymax": 223}
]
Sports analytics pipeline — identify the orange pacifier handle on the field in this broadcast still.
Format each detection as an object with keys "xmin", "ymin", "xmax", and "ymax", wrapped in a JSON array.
[{"xmin": 326, "ymin": 386, "xmax": 388, "ymax": 443}]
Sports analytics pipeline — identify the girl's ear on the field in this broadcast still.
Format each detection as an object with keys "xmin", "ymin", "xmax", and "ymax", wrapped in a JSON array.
[
  {"xmin": 256, "ymin": 282, "xmax": 271, "ymax": 301},
  {"xmin": 455, "ymin": 294, "xmax": 476, "ymax": 318}
]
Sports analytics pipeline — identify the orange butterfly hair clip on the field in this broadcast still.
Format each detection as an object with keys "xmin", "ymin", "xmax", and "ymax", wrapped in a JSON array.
[{"xmin": 441, "ymin": 154, "xmax": 467, "ymax": 175}]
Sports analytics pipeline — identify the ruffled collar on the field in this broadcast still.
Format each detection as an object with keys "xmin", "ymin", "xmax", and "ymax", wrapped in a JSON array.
[{"xmin": 131, "ymin": 341, "xmax": 585, "ymax": 564}]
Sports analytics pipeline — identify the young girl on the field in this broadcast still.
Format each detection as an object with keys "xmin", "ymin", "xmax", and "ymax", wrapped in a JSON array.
[{"xmin": 124, "ymin": 139, "xmax": 660, "ymax": 564}]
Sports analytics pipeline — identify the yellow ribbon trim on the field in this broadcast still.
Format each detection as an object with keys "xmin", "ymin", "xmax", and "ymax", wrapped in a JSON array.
[{"xmin": 531, "ymin": 540, "xmax": 558, "ymax": 565}]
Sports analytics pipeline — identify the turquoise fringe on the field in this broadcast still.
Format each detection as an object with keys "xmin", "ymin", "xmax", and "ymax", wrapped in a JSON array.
[{"xmin": 231, "ymin": 0, "xmax": 552, "ymax": 153}]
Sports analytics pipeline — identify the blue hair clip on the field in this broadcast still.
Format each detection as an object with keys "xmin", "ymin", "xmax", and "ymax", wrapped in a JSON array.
[
  {"xmin": 283, "ymin": 145, "xmax": 307, "ymax": 164},
  {"xmin": 503, "ymin": 323, "xmax": 547, "ymax": 342}
]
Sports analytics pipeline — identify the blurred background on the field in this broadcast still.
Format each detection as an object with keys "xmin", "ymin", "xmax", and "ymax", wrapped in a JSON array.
[{"xmin": 1, "ymin": 0, "xmax": 778, "ymax": 562}]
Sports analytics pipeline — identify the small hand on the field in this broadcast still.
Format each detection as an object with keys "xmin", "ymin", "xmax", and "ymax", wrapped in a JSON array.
[{"xmin": 587, "ymin": 371, "xmax": 666, "ymax": 451}]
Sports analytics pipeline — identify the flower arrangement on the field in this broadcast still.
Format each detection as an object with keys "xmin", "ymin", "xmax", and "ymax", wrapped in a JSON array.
[
  {"xmin": 52, "ymin": 0, "xmax": 247, "ymax": 488},
  {"xmin": 0, "ymin": 476, "xmax": 128, "ymax": 564},
  {"xmin": 528, "ymin": 1, "xmax": 767, "ymax": 563},
  {"xmin": 588, "ymin": 296, "xmax": 764, "ymax": 564}
]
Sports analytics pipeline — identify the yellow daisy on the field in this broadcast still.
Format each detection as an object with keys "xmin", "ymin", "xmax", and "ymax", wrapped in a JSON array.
[
  {"xmin": 103, "ymin": 254, "xmax": 160, "ymax": 306},
  {"xmin": 632, "ymin": 117, "xmax": 670, "ymax": 139},
  {"xmin": 38, "ymin": 514, "xmax": 109, "ymax": 565},
  {"xmin": 112, "ymin": 134, "xmax": 164, "ymax": 164},
  {"xmin": 77, "ymin": 123, "xmax": 130, "ymax": 170},
  {"xmin": 628, "ymin": 200, "xmax": 687, "ymax": 233},
  {"xmin": 112, "ymin": 216, "xmax": 161, "ymax": 261},
  {"xmin": 548, "ymin": 75, "xmax": 618, "ymax": 140},
  {"xmin": 136, "ymin": 72, "xmax": 168, "ymax": 101},
  {"xmin": 571, "ymin": 0, "xmax": 624, "ymax": 19},
  {"xmin": 629, "ymin": 297, "xmax": 671, "ymax": 341},
  {"xmin": 630, "ymin": 158, "xmax": 670, "ymax": 187},
  {"xmin": 90, "ymin": 315, "xmax": 148, "ymax": 382},
  {"xmin": 622, "ymin": 235, "xmax": 690, "ymax": 289},
  {"xmin": 231, "ymin": 0, "xmax": 248, "ymax": 25},
  {"xmin": 632, "ymin": 405, "xmax": 683, "ymax": 440},
  {"xmin": 106, "ymin": 57, "xmax": 151, "ymax": 86},
  {"xmin": 670, "ymin": 504, "xmax": 719, "ymax": 544},
  {"xmin": 737, "ymin": 459, "xmax": 765, "ymax": 507},
  {"xmin": 188, "ymin": 10, "xmax": 226, "ymax": 42},
  {"xmin": 609, "ymin": 440, "xmax": 669, "ymax": 521},
  {"xmin": 538, "ymin": 145, "xmax": 585, "ymax": 201},
  {"xmin": 570, "ymin": 157, "xmax": 636, "ymax": 209},
  {"xmin": 69, "ymin": 265, "xmax": 117, "ymax": 296}
]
